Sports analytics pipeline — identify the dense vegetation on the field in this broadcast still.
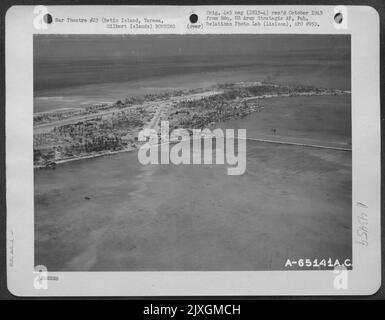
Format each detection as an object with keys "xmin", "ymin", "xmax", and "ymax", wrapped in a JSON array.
[
  {"xmin": 169, "ymin": 96, "xmax": 262, "ymax": 130},
  {"xmin": 34, "ymin": 107, "xmax": 154, "ymax": 167}
]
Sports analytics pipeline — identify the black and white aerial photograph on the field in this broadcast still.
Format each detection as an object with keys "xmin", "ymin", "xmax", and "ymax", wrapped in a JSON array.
[{"xmin": 33, "ymin": 34, "xmax": 352, "ymax": 271}]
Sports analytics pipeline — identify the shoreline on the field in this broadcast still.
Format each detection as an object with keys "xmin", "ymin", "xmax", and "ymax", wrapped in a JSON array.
[
  {"xmin": 34, "ymin": 146, "xmax": 137, "ymax": 169},
  {"xmin": 34, "ymin": 86, "xmax": 351, "ymax": 170}
]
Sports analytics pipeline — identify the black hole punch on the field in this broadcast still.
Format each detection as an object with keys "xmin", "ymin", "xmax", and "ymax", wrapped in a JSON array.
[
  {"xmin": 334, "ymin": 12, "xmax": 343, "ymax": 24},
  {"xmin": 189, "ymin": 14, "xmax": 198, "ymax": 24},
  {"xmin": 43, "ymin": 13, "xmax": 53, "ymax": 24}
]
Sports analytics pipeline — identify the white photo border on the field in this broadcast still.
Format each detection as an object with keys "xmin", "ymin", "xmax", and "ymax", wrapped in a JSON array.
[{"xmin": 6, "ymin": 5, "xmax": 381, "ymax": 296}]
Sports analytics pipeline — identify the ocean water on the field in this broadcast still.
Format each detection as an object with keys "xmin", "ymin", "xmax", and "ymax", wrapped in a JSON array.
[{"xmin": 34, "ymin": 50, "xmax": 350, "ymax": 112}]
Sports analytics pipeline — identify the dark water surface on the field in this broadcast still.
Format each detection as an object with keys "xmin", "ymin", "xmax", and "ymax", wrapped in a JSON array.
[{"xmin": 34, "ymin": 35, "xmax": 350, "ymax": 112}]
